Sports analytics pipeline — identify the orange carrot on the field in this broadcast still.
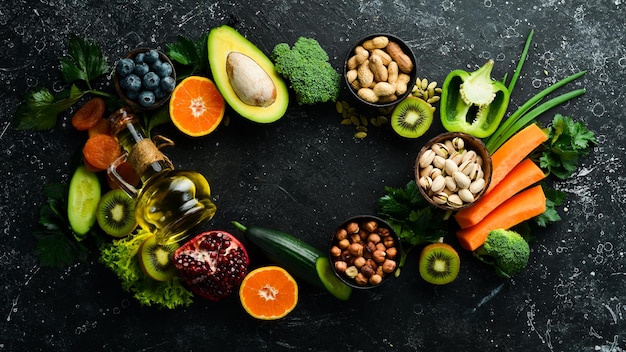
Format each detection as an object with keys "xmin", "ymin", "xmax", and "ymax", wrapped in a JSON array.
[
  {"xmin": 454, "ymin": 158, "xmax": 546, "ymax": 229},
  {"xmin": 486, "ymin": 123, "xmax": 547, "ymax": 194},
  {"xmin": 456, "ymin": 185, "xmax": 546, "ymax": 251}
]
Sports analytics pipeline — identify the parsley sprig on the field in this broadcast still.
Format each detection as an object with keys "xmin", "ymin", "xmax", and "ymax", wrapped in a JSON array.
[
  {"xmin": 377, "ymin": 180, "xmax": 448, "ymax": 276},
  {"xmin": 14, "ymin": 34, "xmax": 113, "ymax": 131}
]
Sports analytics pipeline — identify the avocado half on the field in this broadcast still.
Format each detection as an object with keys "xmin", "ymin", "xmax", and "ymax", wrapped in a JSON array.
[{"xmin": 208, "ymin": 25, "xmax": 289, "ymax": 123}]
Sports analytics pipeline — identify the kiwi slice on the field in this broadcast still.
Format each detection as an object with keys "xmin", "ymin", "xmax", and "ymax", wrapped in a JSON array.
[
  {"xmin": 418, "ymin": 242, "xmax": 460, "ymax": 285},
  {"xmin": 96, "ymin": 189, "xmax": 137, "ymax": 237},
  {"xmin": 390, "ymin": 96, "xmax": 434, "ymax": 138},
  {"xmin": 138, "ymin": 234, "xmax": 179, "ymax": 282}
]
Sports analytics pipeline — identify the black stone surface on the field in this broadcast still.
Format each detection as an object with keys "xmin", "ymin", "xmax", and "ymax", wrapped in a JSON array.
[{"xmin": 1, "ymin": 0, "xmax": 625, "ymax": 351}]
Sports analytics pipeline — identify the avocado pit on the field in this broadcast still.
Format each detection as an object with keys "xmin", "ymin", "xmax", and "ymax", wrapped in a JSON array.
[{"xmin": 226, "ymin": 51, "xmax": 277, "ymax": 107}]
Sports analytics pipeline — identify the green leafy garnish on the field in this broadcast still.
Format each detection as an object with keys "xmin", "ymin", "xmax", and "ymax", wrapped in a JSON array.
[
  {"xmin": 536, "ymin": 114, "xmax": 596, "ymax": 180},
  {"xmin": 99, "ymin": 229, "xmax": 193, "ymax": 309},
  {"xmin": 166, "ymin": 33, "xmax": 210, "ymax": 79},
  {"xmin": 14, "ymin": 35, "xmax": 113, "ymax": 131},
  {"xmin": 33, "ymin": 183, "xmax": 89, "ymax": 268},
  {"xmin": 378, "ymin": 180, "xmax": 448, "ymax": 276}
]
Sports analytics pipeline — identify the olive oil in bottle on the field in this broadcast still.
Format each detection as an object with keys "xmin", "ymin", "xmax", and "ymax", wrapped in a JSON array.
[{"xmin": 108, "ymin": 108, "xmax": 216, "ymax": 244}]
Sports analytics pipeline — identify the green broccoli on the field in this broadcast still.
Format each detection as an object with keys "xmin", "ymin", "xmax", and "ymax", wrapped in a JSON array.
[
  {"xmin": 270, "ymin": 37, "xmax": 340, "ymax": 105},
  {"xmin": 473, "ymin": 228, "xmax": 530, "ymax": 279}
]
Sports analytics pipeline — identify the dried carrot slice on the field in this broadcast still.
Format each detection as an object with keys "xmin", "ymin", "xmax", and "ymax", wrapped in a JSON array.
[
  {"xmin": 72, "ymin": 97, "xmax": 106, "ymax": 131},
  {"xmin": 82, "ymin": 134, "xmax": 122, "ymax": 171}
]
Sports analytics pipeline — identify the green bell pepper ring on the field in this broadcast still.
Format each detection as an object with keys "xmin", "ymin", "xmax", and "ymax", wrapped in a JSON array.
[{"xmin": 439, "ymin": 60, "xmax": 510, "ymax": 138}]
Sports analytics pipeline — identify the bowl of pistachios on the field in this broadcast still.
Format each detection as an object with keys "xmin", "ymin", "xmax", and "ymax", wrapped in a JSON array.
[
  {"xmin": 328, "ymin": 215, "xmax": 402, "ymax": 289},
  {"xmin": 415, "ymin": 132, "xmax": 493, "ymax": 211}
]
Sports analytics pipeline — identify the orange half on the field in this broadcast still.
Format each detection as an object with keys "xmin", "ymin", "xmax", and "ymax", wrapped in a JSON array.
[
  {"xmin": 239, "ymin": 266, "xmax": 298, "ymax": 320},
  {"xmin": 169, "ymin": 76, "xmax": 225, "ymax": 137}
]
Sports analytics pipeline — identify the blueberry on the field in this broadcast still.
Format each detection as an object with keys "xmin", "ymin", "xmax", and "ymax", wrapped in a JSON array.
[
  {"xmin": 125, "ymin": 90, "xmax": 139, "ymax": 101},
  {"xmin": 155, "ymin": 62, "xmax": 173, "ymax": 78},
  {"xmin": 138, "ymin": 90, "xmax": 156, "ymax": 107},
  {"xmin": 121, "ymin": 74, "xmax": 142, "ymax": 92},
  {"xmin": 116, "ymin": 58, "xmax": 135, "ymax": 77},
  {"xmin": 160, "ymin": 76, "xmax": 176, "ymax": 93},
  {"xmin": 134, "ymin": 52, "xmax": 146, "ymax": 64},
  {"xmin": 133, "ymin": 62, "xmax": 149, "ymax": 77},
  {"xmin": 142, "ymin": 72, "xmax": 160, "ymax": 90},
  {"xmin": 143, "ymin": 49, "xmax": 160, "ymax": 64},
  {"xmin": 154, "ymin": 87, "xmax": 168, "ymax": 100}
]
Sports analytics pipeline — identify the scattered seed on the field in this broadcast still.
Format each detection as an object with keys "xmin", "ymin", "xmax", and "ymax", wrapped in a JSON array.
[
  {"xmin": 341, "ymin": 118, "xmax": 352, "ymax": 125},
  {"xmin": 336, "ymin": 101, "xmax": 344, "ymax": 114},
  {"xmin": 354, "ymin": 131, "xmax": 367, "ymax": 139},
  {"xmin": 356, "ymin": 125, "xmax": 368, "ymax": 132},
  {"xmin": 350, "ymin": 115, "xmax": 360, "ymax": 126}
]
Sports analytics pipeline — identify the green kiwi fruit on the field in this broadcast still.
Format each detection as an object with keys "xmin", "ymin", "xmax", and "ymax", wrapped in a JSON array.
[
  {"xmin": 96, "ymin": 189, "xmax": 137, "ymax": 237},
  {"xmin": 418, "ymin": 242, "xmax": 460, "ymax": 285},
  {"xmin": 138, "ymin": 234, "xmax": 179, "ymax": 282},
  {"xmin": 390, "ymin": 96, "xmax": 434, "ymax": 138}
]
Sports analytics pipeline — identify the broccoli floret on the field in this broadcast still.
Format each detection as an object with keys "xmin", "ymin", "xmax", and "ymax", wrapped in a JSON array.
[
  {"xmin": 473, "ymin": 228, "xmax": 530, "ymax": 279},
  {"xmin": 270, "ymin": 37, "xmax": 340, "ymax": 105}
]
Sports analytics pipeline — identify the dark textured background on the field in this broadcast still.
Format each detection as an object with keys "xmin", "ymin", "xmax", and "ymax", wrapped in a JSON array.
[{"xmin": 1, "ymin": 0, "xmax": 625, "ymax": 351}]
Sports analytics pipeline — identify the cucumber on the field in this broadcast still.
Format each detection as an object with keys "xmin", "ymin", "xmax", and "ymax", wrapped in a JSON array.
[
  {"xmin": 67, "ymin": 165, "xmax": 101, "ymax": 240},
  {"xmin": 232, "ymin": 221, "xmax": 352, "ymax": 300}
]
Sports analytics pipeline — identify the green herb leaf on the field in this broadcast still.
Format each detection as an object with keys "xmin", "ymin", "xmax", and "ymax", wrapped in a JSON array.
[
  {"xmin": 534, "ymin": 187, "xmax": 567, "ymax": 227},
  {"xmin": 34, "ymin": 183, "xmax": 89, "ymax": 268},
  {"xmin": 537, "ymin": 114, "xmax": 596, "ymax": 180},
  {"xmin": 378, "ymin": 180, "xmax": 447, "ymax": 246},
  {"xmin": 166, "ymin": 33, "xmax": 210, "ymax": 78},
  {"xmin": 14, "ymin": 85, "xmax": 86, "ymax": 130},
  {"xmin": 60, "ymin": 34, "xmax": 109, "ymax": 86}
]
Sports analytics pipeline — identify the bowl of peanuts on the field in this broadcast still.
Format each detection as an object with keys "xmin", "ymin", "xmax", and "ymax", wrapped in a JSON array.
[
  {"xmin": 344, "ymin": 33, "xmax": 418, "ymax": 108},
  {"xmin": 329, "ymin": 215, "xmax": 402, "ymax": 289},
  {"xmin": 415, "ymin": 132, "xmax": 493, "ymax": 211}
]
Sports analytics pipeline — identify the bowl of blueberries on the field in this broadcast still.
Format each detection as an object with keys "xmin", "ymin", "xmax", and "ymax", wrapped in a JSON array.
[{"xmin": 114, "ymin": 48, "xmax": 177, "ymax": 110}]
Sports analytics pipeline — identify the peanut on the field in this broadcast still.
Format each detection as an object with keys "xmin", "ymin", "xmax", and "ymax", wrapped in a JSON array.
[
  {"xmin": 385, "ymin": 41, "xmax": 414, "ymax": 73},
  {"xmin": 357, "ymin": 60, "xmax": 374, "ymax": 88},
  {"xmin": 362, "ymin": 36, "xmax": 389, "ymax": 50},
  {"xmin": 387, "ymin": 61, "xmax": 399, "ymax": 85},
  {"xmin": 357, "ymin": 87, "xmax": 379, "ymax": 103},
  {"xmin": 372, "ymin": 81, "xmax": 396, "ymax": 97},
  {"xmin": 369, "ymin": 55, "xmax": 388, "ymax": 82},
  {"xmin": 395, "ymin": 73, "xmax": 411, "ymax": 95},
  {"xmin": 346, "ymin": 69, "xmax": 358, "ymax": 84},
  {"xmin": 371, "ymin": 48, "xmax": 392, "ymax": 65}
]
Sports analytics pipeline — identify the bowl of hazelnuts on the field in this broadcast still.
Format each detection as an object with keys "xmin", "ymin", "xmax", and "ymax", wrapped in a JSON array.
[{"xmin": 329, "ymin": 215, "xmax": 402, "ymax": 289}]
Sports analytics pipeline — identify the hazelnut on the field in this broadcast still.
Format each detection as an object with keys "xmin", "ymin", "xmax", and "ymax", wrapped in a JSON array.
[
  {"xmin": 373, "ymin": 249, "xmax": 386, "ymax": 263},
  {"xmin": 381, "ymin": 259, "xmax": 397, "ymax": 273},
  {"xmin": 348, "ymin": 242, "xmax": 363, "ymax": 256},
  {"xmin": 346, "ymin": 222, "xmax": 359, "ymax": 234},
  {"xmin": 350, "ymin": 233, "xmax": 361, "ymax": 243},
  {"xmin": 383, "ymin": 237, "xmax": 395, "ymax": 248},
  {"xmin": 363, "ymin": 220, "xmax": 378, "ymax": 232},
  {"xmin": 367, "ymin": 233, "xmax": 381, "ymax": 244},
  {"xmin": 338, "ymin": 238, "xmax": 350, "ymax": 249},
  {"xmin": 335, "ymin": 228, "xmax": 348, "ymax": 241},
  {"xmin": 361, "ymin": 264, "xmax": 376, "ymax": 278},
  {"xmin": 355, "ymin": 273, "xmax": 369, "ymax": 286},
  {"xmin": 378, "ymin": 227, "xmax": 391, "ymax": 237},
  {"xmin": 330, "ymin": 245, "xmax": 342, "ymax": 257},
  {"xmin": 345, "ymin": 266, "xmax": 359, "ymax": 278},
  {"xmin": 354, "ymin": 256, "xmax": 366, "ymax": 269},
  {"xmin": 375, "ymin": 243, "xmax": 386, "ymax": 252},
  {"xmin": 369, "ymin": 274, "xmax": 383, "ymax": 285},
  {"xmin": 334, "ymin": 260, "xmax": 348, "ymax": 273},
  {"xmin": 386, "ymin": 246, "xmax": 398, "ymax": 259}
]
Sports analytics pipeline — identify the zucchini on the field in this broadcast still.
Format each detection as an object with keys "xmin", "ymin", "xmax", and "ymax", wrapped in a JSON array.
[{"xmin": 232, "ymin": 221, "xmax": 352, "ymax": 300}]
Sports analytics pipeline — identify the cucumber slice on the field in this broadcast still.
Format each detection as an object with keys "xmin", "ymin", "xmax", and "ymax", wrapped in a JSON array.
[
  {"xmin": 315, "ymin": 256, "xmax": 352, "ymax": 301},
  {"xmin": 67, "ymin": 165, "xmax": 101, "ymax": 239}
]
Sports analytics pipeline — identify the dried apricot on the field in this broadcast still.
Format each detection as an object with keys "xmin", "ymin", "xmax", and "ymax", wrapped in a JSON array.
[
  {"xmin": 82, "ymin": 134, "xmax": 122, "ymax": 171},
  {"xmin": 87, "ymin": 118, "xmax": 111, "ymax": 137},
  {"xmin": 72, "ymin": 97, "xmax": 106, "ymax": 131}
]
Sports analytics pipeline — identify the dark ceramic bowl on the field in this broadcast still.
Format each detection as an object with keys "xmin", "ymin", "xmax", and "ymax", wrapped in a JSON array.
[
  {"xmin": 329, "ymin": 215, "xmax": 402, "ymax": 289},
  {"xmin": 415, "ymin": 132, "xmax": 493, "ymax": 211},
  {"xmin": 113, "ymin": 48, "xmax": 176, "ymax": 111},
  {"xmin": 343, "ymin": 33, "xmax": 417, "ymax": 109}
]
